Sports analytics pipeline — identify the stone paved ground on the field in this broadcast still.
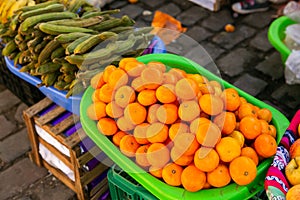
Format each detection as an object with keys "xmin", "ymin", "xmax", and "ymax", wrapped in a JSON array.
[{"xmin": 0, "ymin": 0, "xmax": 300, "ymax": 199}]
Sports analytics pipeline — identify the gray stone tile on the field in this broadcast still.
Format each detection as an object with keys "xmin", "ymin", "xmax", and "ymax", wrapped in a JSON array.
[
  {"xmin": 271, "ymin": 84, "xmax": 300, "ymax": 109},
  {"xmin": 234, "ymin": 73, "xmax": 268, "ymax": 96},
  {"xmin": 212, "ymin": 25, "xmax": 256, "ymax": 49},
  {"xmin": 217, "ymin": 48, "xmax": 257, "ymax": 77},
  {"xmin": 250, "ymin": 28, "xmax": 273, "ymax": 52},
  {"xmin": 140, "ymin": 0, "xmax": 166, "ymax": 8},
  {"xmin": 0, "ymin": 128, "xmax": 30, "ymax": 163},
  {"xmin": 185, "ymin": 26, "xmax": 213, "ymax": 42},
  {"xmin": 0, "ymin": 158, "xmax": 47, "ymax": 200},
  {"xmin": 200, "ymin": 9, "xmax": 234, "ymax": 32},
  {"xmin": 0, "ymin": 90, "xmax": 20, "ymax": 113},
  {"xmin": 242, "ymin": 10, "xmax": 277, "ymax": 29},
  {"xmin": 108, "ymin": 0, "xmax": 127, "ymax": 9},
  {"xmin": 255, "ymin": 52, "xmax": 284, "ymax": 80},
  {"xmin": 14, "ymin": 103, "xmax": 28, "ymax": 124},
  {"xmin": 177, "ymin": 6, "xmax": 209, "ymax": 27},
  {"xmin": 0, "ymin": 115, "xmax": 17, "ymax": 140},
  {"xmin": 201, "ymin": 42, "xmax": 225, "ymax": 61},
  {"xmin": 158, "ymin": 3, "xmax": 181, "ymax": 17},
  {"xmin": 172, "ymin": 0, "xmax": 194, "ymax": 10},
  {"xmin": 115, "ymin": 4, "xmax": 143, "ymax": 19}
]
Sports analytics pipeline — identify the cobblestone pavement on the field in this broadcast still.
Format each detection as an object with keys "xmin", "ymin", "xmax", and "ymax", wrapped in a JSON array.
[{"xmin": 0, "ymin": 0, "xmax": 299, "ymax": 200}]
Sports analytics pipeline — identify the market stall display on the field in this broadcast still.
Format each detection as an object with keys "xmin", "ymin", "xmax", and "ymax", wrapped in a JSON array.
[{"xmin": 80, "ymin": 53, "xmax": 290, "ymax": 200}]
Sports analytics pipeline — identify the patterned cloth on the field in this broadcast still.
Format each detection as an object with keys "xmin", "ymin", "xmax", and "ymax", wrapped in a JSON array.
[{"xmin": 265, "ymin": 109, "xmax": 300, "ymax": 200}]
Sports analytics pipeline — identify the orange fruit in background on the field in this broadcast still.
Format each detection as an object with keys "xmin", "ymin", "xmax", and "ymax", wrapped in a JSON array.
[
  {"xmin": 97, "ymin": 117, "xmax": 118, "ymax": 136},
  {"xmin": 114, "ymin": 85, "xmax": 136, "ymax": 108},
  {"xmin": 162, "ymin": 72, "xmax": 178, "ymax": 85},
  {"xmin": 116, "ymin": 116, "xmax": 135, "ymax": 132},
  {"xmin": 207, "ymin": 164, "xmax": 231, "ymax": 188},
  {"xmin": 286, "ymin": 184, "xmax": 300, "ymax": 200},
  {"xmin": 108, "ymin": 68, "xmax": 128, "ymax": 89},
  {"xmin": 103, "ymin": 65, "xmax": 116, "ymax": 82},
  {"xmin": 196, "ymin": 122, "xmax": 221, "ymax": 148},
  {"xmin": 112, "ymin": 131, "xmax": 127, "ymax": 147},
  {"xmin": 221, "ymin": 88, "xmax": 241, "ymax": 112},
  {"xmin": 86, "ymin": 101, "xmax": 106, "ymax": 120},
  {"xmin": 147, "ymin": 61, "xmax": 167, "ymax": 73},
  {"xmin": 133, "ymin": 123, "xmax": 150, "ymax": 145},
  {"xmin": 169, "ymin": 122, "xmax": 190, "ymax": 141},
  {"xmin": 90, "ymin": 72, "xmax": 105, "ymax": 89},
  {"xmin": 178, "ymin": 100, "xmax": 200, "ymax": 122},
  {"xmin": 156, "ymin": 103, "xmax": 178, "ymax": 125},
  {"xmin": 156, "ymin": 84, "xmax": 177, "ymax": 104},
  {"xmin": 199, "ymin": 94, "xmax": 224, "ymax": 116},
  {"xmin": 241, "ymin": 146, "xmax": 259, "ymax": 166},
  {"xmin": 198, "ymin": 83, "xmax": 214, "ymax": 95},
  {"xmin": 216, "ymin": 136, "xmax": 241, "ymax": 163},
  {"xmin": 131, "ymin": 76, "xmax": 145, "ymax": 92},
  {"xmin": 149, "ymin": 165, "xmax": 163, "ymax": 178},
  {"xmin": 92, "ymin": 89, "xmax": 102, "ymax": 102},
  {"xmin": 162, "ymin": 163, "xmax": 183, "ymax": 186},
  {"xmin": 194, "ymin": 147, "xmax": 219, "ymax": 172},
  {"xmin": 137, "ymin": 89, "xmax": 157, "ymax": 106},
  {"xmin": 268, "ymin": 124, "xmax": 277, "ymax": 138},
  {"xmin": 213, "ymin": 111, "xmax": 236, "ymax": 135},
  {"xmin": 189, "ymin": 117, "xmax": 211, "ymax": 134},
  {"xmin": 141, "ymin": 67, "xmax": 163, "ymax": 89},
  {"xmin": 224, "ymin": 24, "xmax": 235, "ymax": 32},
  {"xmin": 175, "ymin": 78, "xmax": 199, "ymax": 100},
  {"xmin": 124, "ymin": 61, "xmax": 146, "ymax": 77},
  {"xmin": 147, "ymin": 104, "xmax": 160, "ymax": 124},
  {"xmin": 119, "ymin": 135, "xmax": 140, "ymax": 157},
  {"xmin": 181, "ymin": 164, "xmax": 206, "ymax": 192},
  {"xmin": 238, "ymin": 103, "xmax": 257, "ymax": 120},
  {"xmin": 170, "ymin": 147, "xmax": 194, "ymax": 166},
  {"xmin": 124, "ymin": 102, "xmax": 147, "ymax": 125},
  {"xmin": 239, "ymin": 116, "xmax": 262, "ymax": 140},
  {"xmin": 290, "ymin": 139, "xmax": 300, "ymax": 159},
  {"xmin": 119, "ymin": 57, "xmax": 137, "ymax": 69},
  {"xmin": 147, "ymin": 143, "xmax": 170, "ymax": 168},
  {"xmin": 254, "ymin": 134, "xmax": 277, "ymax": 158},
  {"xmin": 257, "ymin": 108, "xmax": 272, "ymax": 123},
  {"xmin": 187, "ymin": 74, "xmax": 207, "ymax": 84},
  {"xmin": 146, "ymin": 122, "xmax": 169, "ymax": 143},
  {"xmin": 135, "ymin": 144, "xmax": 151, "ymax": 168},
  {"xmin": 106, "ymin": 101, "xmax": 123, "ymax": 118},
  {"xmin": 259, "ymin": 119, "xmax": 271, "ymax": 135},
  {"xmin": 173, "ymin": 132, "xmax": 199, "ymax": 156},
  {"xmin": 168, "ymin": 68, "xmax": 187, "ymax": 80},
  {"xmin": 229, "ymin": 156, "xmax": 257, "ymax": 186},
  {"xmin": 228, "ymin": 130, "xmax": 245, "ymax": 148},
  {"xmin": 99, "ymin": 83, "xmax": 114, "ymax": 103}
]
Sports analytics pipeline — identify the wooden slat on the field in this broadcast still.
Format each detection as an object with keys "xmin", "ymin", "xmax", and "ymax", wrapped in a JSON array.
[
  {"xmin": 64, "ymin": 129, "xmax": 87, "ymax": 148},
  {"xmin": 50, "ymin": 115, "xmax": 80, "ymax": 135},
  {"xmin": 39, "ymin": 125, "xmax": 68, "ymax": 146},
  {"xmin": 90, "ymin": 182, "xmax": 109, "ymax": 200},
  {"xmin": 38, "ymin": 137, "xmax": 73, "ymax": 170},
  {"xmin": 90, "ymin": 178, "xmax": 108, "ymax": 197},
  {"xmin": 24, "ymin": 98, "xmax": 53, "ymax": 118},
  {"xmin": 77, "ymin": 146, "xmax": 103, "ymax": 167},
  {"xmin": 35, "ymin": 106, "xmax": 66, "ymax": 126},
  {"xmin": 42, "ymin": 160, "xmax": 76, "ymax": 192},
  {"xmin": 81, "ymin": 157, "xmax": 114, "ymax": 186}
]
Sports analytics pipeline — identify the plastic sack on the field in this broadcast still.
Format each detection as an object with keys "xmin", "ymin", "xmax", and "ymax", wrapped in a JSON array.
[
  {"xmin": 285, "ymin": 50, "xmax": 300, "ymax": 84},
  {"xmin": 284, "ymin": 24, "xmax": 300, "ymax": 51},
  {"xmin": 283, "ymin": 1, "xmax": 300, "ymax": 23},
  {"xmin": 86, "ymin": 0, "xmax": 113, "ymax": 8}
]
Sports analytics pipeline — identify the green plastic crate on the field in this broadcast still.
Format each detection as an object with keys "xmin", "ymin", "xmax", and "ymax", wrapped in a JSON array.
[
  {"xmin": 268, "ymin": 16, "xmax": 297, "ymax": 63},
  {"xmin": 108, "ymin": 164, "xmax": 158, "ymax": 200},
  {"xmin": 80, "ymin": 53, "xmax": 290, "ymax": 200}
]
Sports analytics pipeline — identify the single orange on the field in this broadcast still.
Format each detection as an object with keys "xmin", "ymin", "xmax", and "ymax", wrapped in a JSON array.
[
  {"xmin": 168, "ymin": 68, "xmax": 187, "ymax": 80},
  {"xmin": 103, "ymin": 65, "xmax": 116, "ymax": 82},
  {"xmin": 221, "ymin": 88, "xmax": 241, "ymax": 112},
  {"xmin": 87, "ymin": 101, "xmax": 106, "ymax": 120},
  {"xmin": 187, "ymin": 74, "xmax": 207, "ymax": 84},
  {"xmin": 239, "ymin": 116, "xmax": 262, "ymax": 140},
  {"xmin": 189, "ymin": 117, "xmax": 211, "ymax": 134},
  {"xmin": 196, "ymin": 122, "xmax": 221, "ymax": 148},
  {"xmin": 97, "ymin": 117, "xmax": 118, "ymax": 136},
  {"xmin": 254, "ymin": 134, "xmax": 277, "ymax": 158},
  {"xmin": 147, "ymin": 143, "xmax": 170, "ymax": 168},
  {"xmin": 131, "ymin": 76, "xmax": 145, "ymax": 92},
  {"xmin": 241, "ymin": 146, "xmax": 259, "ymax": 166},
  {"xmin": 99, "ymin": 83, "xmax": 114, "ymax": 103},
  {"xmin": 147, "ymin": 104, "xmax": 160, "ymax": 124},
  {"xmin": 116, "ymin": 116, "xmax": 135, "ymax": 132},
  {"xmin": 119, "ymin": 135, "xmax": 140, "ymax": 157},
  {"xmin": 156, "ymin": 84, "xmax": 177, "ymax": 104},
  {"xmin": 137, "ymin": 89, "xmax": 157, "ymax": 106},
  {"xmin": 268, "ymin": 124, "xmax": 277, "ymax": 138},
  {"xmin": 133, "ymin": 123, "xmax": 150, "ymax": 145},
  {"xmin": 175, "ymin": 78, "xmax": 199, "ymax": 100},
  {"xmin": 135, "ymin": 144, "xmax": 151, "ymax": 168},
  {"xmin": 141, "ymin": 67, "xmax": 163, "ymax": 89},
  {"xmin": 228, "ymin": 130, "xmax": 245, "ymax": 148},
  {"xmin": 124, "ymin": 102, "xmax": 147, "ymax": 125},
  {"xmin": 112, "ymin": 131, "xmax": 127, "ymax": 147},
  {"xmin": 170, "ymin": 147, "xmax": 194, "ymax": 166},
  {"xmin": 178, "ymin": 100, "xmax": 200, "ymax": 122},
  {"xmin": 213, "ymin": 111, "xmax": 236, "ymax": 135},
  {"xmin": 108, "ymin": 68, "xmax": 128, "ymax": 89},
  {"xmin": 215, "ymin": 136, "xmax": 241, "ymax": 163},
  {"xmin": 92, "ymin": 89, "xmax": 101, "ymax": 102},
  {"xmin": 169, "ymin": 122, "xmax": 190, "ymax": 141},
  {"xmin": 207, "ymin": 164, "xmax": 231, "ymax": 188},
  {"xmin": 199, "ymin": 94, "xmax": 224, "ymax": 116},
  {"xmin": 106, "ymin": 101, "xmax": 123, "ymax": 118},
  {"xmin": 147, "ymin": 61, "xmax": 166, "ymax": 72},
  {"xmin": 124, "ymin": 61, "xmax": 146, "ymax": 77},
  {"xmin": 156, "ymin": 104, "xmax": 178, "ymax": 125},
  {"xmin": 173, "ymin": 132, "xmax": 199, "ymax": 156},
  {"xmin": 229, "ymin": 156, "xmax": 257, "ymax": 185},
  {"xmin": 118, "ymin": 57, "xmax": 137, "ymax": 69},
  {"xmin": 114, "ymin": 85, "xmax": 136, "ymax": 108},
  {"xmin": 198, "ymin": 83, "xmax": 215, "ymax": 95},
  {"xmin": 259, "ymin": 119, "xmax": 270, "ymax": 135},
  {"xmin": 162, "ymin": 72, "xmax": 178, "ymax": 85},
  {"xmin": 181, "ymin": 164, "xmax": 206, "ymax": 192},
  {"xmin": 149, "ymin": 165, "xmax": 163, "ymax": 178},
  {"xmin": 194, "ymin": 147, "xmax": 219, "ymax": 172},
  {"xmin": 90, "ymin": 72, "xmax": 105, "ymax": 89},
  {"xmin": 146, "ymin": 122, "xmax": 169, "ymax": 143},
  {"xmin": 257, "ymin": 108, "xmax": 272, "ymax": 123},
  {"xmin": 238, "ymin": 103, "xmax": 257, "ymax": 120},
  {"xmin": 162, "ymin": 163, "xmax": 183, "ymax": 186}
]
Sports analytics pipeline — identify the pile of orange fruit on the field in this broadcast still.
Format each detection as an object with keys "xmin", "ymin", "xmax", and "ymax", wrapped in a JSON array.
[{"xmin": 87, "ymin": 57, "xmax": 278, "ymax": 192}]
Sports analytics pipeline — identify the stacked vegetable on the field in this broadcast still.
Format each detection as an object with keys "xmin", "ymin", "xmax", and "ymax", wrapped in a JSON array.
[{"xmin": 0, "ymin": 0, "xmax": 154, "ymax": 97}]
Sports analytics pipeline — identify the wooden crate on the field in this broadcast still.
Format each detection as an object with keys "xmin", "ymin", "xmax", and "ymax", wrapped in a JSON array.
[{"xmin": 23, "ymin": 98, "xmax": 114, "ymax": 200}]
